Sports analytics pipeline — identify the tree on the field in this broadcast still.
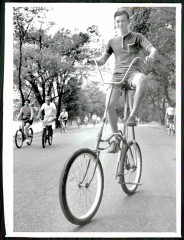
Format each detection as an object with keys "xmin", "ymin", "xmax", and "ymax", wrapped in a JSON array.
[
  {"xmin": 77, "ymin": 81, "xmax": 106, "ymax": 123},
  {"xmin": 13, "ymin": 7, "xmax": 105, "ymax": 127},
  {"xmin": 13, "ymin": 7, "xmax": 47, "ymax": 106},
  {"xmin": 132, "ymin": 7, "xmax": 176, "ymax": 123}
]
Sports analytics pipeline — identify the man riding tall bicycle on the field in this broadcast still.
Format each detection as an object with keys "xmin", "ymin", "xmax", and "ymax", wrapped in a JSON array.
[{"xmin": 84, "ymin": 9, "xmax": 158, "ymax": 153}]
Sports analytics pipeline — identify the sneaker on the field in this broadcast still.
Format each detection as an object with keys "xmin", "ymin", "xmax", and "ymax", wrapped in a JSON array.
[
  {"xmin": 126, "ymin": 115, "xmax": 137, "ymax": 126},
  {"xmin": 108, "ymin": 140, "xmax": 120, "ymax": 153}
]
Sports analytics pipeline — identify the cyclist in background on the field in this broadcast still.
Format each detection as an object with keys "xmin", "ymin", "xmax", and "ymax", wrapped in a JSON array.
[
  {"xmin": 92, "ymin": 113, "xmax": 97, "ymax": 126},
  {"xmin": 76, "ymin": 116, "xmax": 81, "ymax": 128},
  {"xmin": 84, "ymin": 115, "xmax": 89, "ymax": 126},
  {"xmin": 97, "ymin": 116, "xmax": 101, "ymax": 124},
  {"xmin": 16, "ymin": 99, "xmax": 33, "ymax": 143},
  {"xmin": 58, "ymin": 108, "xmax": 68, "ymax": 132},
  {"xmin": 37, "ymin": 96, "xmax": 56, "ymax": 135},
  {"xmin": 165, "ymin": 104, "xmax": 175, "ymax": 129},
  {"xmin": 84, "ymin": 9, "xmax": 158, "ymax": 153}
]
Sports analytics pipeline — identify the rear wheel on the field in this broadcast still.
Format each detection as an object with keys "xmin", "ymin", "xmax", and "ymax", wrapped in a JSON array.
[
  {"xmin": 63, "ymin": 123, "xmax": 66, "ymax": 132},
  {"xmin": 15, "ymin": 129, "xmax": 23, "ymax": 148},
  {"xmin": 27, "ymin": 128, "xmax": 33, "ymax": 145},
  {"xmin": 48, "ymin": 127, "xmax": 53, "ymax": 145},
  {"xmin": 171, "ymin": 123, "xmax": 175, "ymax": 136},
  {"xmin": 168, "ymin": 125, "xmax": 171, "ymax": 135},
  {"xmin": 119, "ymin": 141, "xmax": 142, "ymax": 195},
  {"xmin": 42, "ymin": 128, "xmax": 46, "ymax": 148},
  {"xmin": 172, "ymin": 129, "xmax": 175, "ymax": 136},
  {"xmin": 59, "ymin": 148, "xmax": 104, "ymax": 225}
]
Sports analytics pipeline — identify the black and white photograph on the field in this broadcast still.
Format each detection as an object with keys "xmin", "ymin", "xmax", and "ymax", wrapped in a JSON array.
[{"xmin": 3, "ymin": 2, "xmax": 181, "ymax": 238}]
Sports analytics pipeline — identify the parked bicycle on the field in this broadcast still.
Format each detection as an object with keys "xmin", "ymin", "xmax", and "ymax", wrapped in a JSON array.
[
  {"xmin": 15, "ymin": 124, "xmax": 33, "ymax": 148},
  {"xmin": 59, "ymin": 57, "xmax": 144, "ymax": 225}
]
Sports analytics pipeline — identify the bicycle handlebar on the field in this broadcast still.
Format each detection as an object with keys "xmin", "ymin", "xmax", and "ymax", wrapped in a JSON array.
[
  {"xmin": 38, "ymin": 116, "xmax": 57, "ymax": 123},
  {"xmin": 93, "ymin": 56, "xmax": 145, "ymax": 86}
]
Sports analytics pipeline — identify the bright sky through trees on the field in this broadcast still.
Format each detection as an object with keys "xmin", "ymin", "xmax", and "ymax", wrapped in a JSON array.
[{"xmin": 46, "ymin": 3, "xmax": 124, "ymax": 42}]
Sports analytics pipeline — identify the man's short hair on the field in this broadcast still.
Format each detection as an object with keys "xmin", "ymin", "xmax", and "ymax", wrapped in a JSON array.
[
  {"xmin": 114, "ymin": 10, "xmax": 130, "ymax": 20},
  {"xmin": 24, "ymin": 99, "xmax": 30, "ymax": 103}
]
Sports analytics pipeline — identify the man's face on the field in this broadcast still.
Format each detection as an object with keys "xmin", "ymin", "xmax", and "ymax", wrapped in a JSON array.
[
  {"xmin": 63, "ymin": 109, "xmax": 65, "ymax": 112},
  {"xmin": 45, "ymin": 98, "xmax": 50, "ymax": 105},
  {"xmin": 115, "ymin": 14, "xmax": 129, "ymax": 32},
  {"xmin": 25, "ymin": 101, "xmax": 29, "ymax": 107}
]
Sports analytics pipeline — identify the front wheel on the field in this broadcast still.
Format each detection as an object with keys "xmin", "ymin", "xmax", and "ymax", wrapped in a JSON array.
[
  {"xmin": 48, "ymin": 127, "xmax": 53, "ymax": 145},
  {"xmin": 27, "ymin": 128, "xmax": 33, "ymax": 145},
  {"xmin": 170, "ymin": 123, "xmax": 175, "ymax": 136},
  {"xmin": 15, "ymin": 129, "xmax": 23, "ymax": 148},
  {"xmin": 42, "ymin": 128, "xmax": 46, "ymax": 148},
  {"xmin": 119, "ymin": 141, "xmax": 142, "ymax": 195},
  {"xmin": 59, "ymin": 148, "xmax": 104, "ymax": 225}
]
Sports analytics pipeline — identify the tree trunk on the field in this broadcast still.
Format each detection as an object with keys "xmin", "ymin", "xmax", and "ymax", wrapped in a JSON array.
[
  {"xmin": 42, "ymin": 79, "xmax": 45, "ymax": 102},
  {"xmin": 56, "ymin": 92, "xmax": 62, "ymax": 128},
  {"xmin": 164, "ymin": 85, "xmax": 172, "ymax": 106},
  {"xmin": 18, "ymin": 40, "xmax": 25, "ymax": 106},
  {"xmin": 28, "ymin": 80, "xmax": 43, "ymax": 106},
  {"xmin": 47, "ymin": 81, "xmax": 53, "ymax": 97}
]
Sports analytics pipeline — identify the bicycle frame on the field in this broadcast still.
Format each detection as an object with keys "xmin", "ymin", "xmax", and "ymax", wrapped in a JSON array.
[
  {"xmin": 60, "ymin": 119, "xmax": 66, "ymax": 127},
  {"xmin": 79, "ymin": 57, "xmax": 144, "ymax": 185},
  {"xmin": 19, "ymin": 121, "xmax": 32, "ymax": 140},
  {"xmin": 94, "ymin": 57, "xmax": 145, "ymax": 151}
]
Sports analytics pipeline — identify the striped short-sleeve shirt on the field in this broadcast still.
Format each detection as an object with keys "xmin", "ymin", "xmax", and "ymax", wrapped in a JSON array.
[{"xmin": 105, "ymin": 31, "xmax": 153, "ymax": 73}]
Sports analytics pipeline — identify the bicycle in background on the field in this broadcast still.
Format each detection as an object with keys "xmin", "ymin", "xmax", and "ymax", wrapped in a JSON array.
[
  {"xmin": 59, "ymin": 118, "xmax": 67, "ymax": 133},
  {"xmin": 167, "ymin": 117, "xmax": 175, "ymax": 136},
  {"xmin": 15, "ymin": 123, "xmax": 33, "ymax": 148},
  {"xmin": 41, "ymin": 117, "xmax": 56, "ymax": 148}
]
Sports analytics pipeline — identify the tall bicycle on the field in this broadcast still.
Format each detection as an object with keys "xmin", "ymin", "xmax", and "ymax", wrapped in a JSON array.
[{"xmin": 59, "ymin": 57, "xmax": 144, "ymax": 225}]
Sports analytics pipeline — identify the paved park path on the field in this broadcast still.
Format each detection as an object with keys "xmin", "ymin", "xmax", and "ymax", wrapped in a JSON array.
[{"xmin": 14, "ymin": 124, "xmax": 176, "ymax": 233}]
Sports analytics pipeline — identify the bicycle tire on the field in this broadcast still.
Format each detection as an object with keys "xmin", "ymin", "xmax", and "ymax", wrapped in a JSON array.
[
  {"xmin": 59, "ymin": 148, "xmax": 104, "ymax": 225},
  {"xmin": 63, "ymin": 123, "xmax": 66, "ymax": 132},
  {"xmin": 171, "ymin": 129, "xmax": 175, "ymax": 136},
  {"xmin": 48, "ymin": 131, "xmax": 52, "ymax": 145},
  {"xmin": 42, "ymin": 128, "xmax": 46, "ymax": 148},
  {"xmin": 15, "ymin": 129, "xmax": 23, "ymax": 148},
  {"xmin": 27, "ymin": 128, "xmax": 33, "ymax": 145},
  {"xmin": 119, "ymin": 141, "xmax": 142, "ymax": 195}
]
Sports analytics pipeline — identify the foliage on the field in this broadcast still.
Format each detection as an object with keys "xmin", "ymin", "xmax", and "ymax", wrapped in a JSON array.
[
  {"xmin": 13, "ymin": 7, "xmax": 176, "ymax": 125},
  {"xmin": 13, "ymin": 7, "xmax": 106, "ymax": 126},
  {"xmin": 132, "ymin": 7, "xmax": 176, "ymax": 123}
]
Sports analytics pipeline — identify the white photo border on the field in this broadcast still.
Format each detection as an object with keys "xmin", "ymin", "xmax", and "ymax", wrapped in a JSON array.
[{"xmin": 3, "ymin": 2, "xmax": 181, "ymax": 238}]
